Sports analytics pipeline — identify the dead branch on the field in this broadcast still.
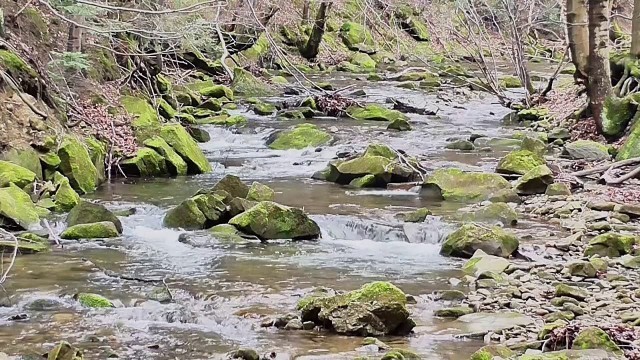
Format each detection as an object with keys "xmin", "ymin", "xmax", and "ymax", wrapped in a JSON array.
[
  {"xmin": 0, "ymin": 229, "xmax": 18, "ymax": 286},
  {"xmin": 601, "ymin": 164, "xmax": 640, "ymax": 184},
  {"xmin": 570, "ymin": 157, "xmax": 640, "ymax": 176},
  {"xmin": 214, "ymin": 6, "xmax": 234, "ymax": 80},
  {"xmin": 0, "ymin": 70, "xmax": 48, "ymax": 119}
]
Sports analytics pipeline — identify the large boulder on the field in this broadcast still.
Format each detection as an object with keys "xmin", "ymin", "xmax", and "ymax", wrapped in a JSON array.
[
  {"xmin": 58, "ymin": 136, "xmax": 100, "ymax": 194},
  {"xmin": 297, "ymin": 282, "xmax": 414, "ymax": 336},
  {"xmin": 119, "ymin": 147, "xmax": 168, "ymax": 177},
  {"xmin": 143, "ymin": 136, "xmax": 188, "ymax": 176},
  {"xmin": 67, "ymin": 201, "xmax": 123, "ymax": 233},
  {"xmin": 572, "ymin": 327, "xmax": 623, "ymax": 356},
  {"xmin": 347, "ymin": 104, "xmax": 409, "ymax": 122},
  {"xmin": 440, "ymin": 223, "xmax": 519, "ymax": 258},
  {"xmin": 85, "ymin": 137, "xmax": 107, "ymax": 184},
  {"xmin": 0, "ymin": 160, "xmax": 36, "ymax": 188},
  {"xmin": 564, "ymin": 140, "xmax": 610, "ymax": 161},
  {"xmin": 339, "ymin": 22, "xmax": 376, "ymax": 53},
  {"xmin": 211, "ymin": 175, "xmax": 249, "ymax": 198},
  {"xmin": 267, "ymin": 124, "xmax": 332, "ymax": 150},
  {"xmin": 461, "ymin": 202, "xmax": 518, "ymax": 225},
  {"xmin": 0, "ymin": 184, "xmax": 41, "ymax": 230},
  {"xmin": 159, "ymin": 124, "xmax": 211, "ymax": 174},
  {"xmin": 422, "ymin": 168, "xmax": 513, "ymax": 202},
  {"xmin": 496, "ymin": 150, "xmax": 545, "ymax": 175},
  {"xmin": 246, "ymin": 182, "xmax": 275, "ymax": 201},
  {"xmin": 584, "ymin": 232, "xmax": 638, "ymax": 258},
  {"xmin": 601, "ymin": 96, "xmax": 634, "ymax": 137},
  {"xmin": 121, "ymin": 95, "xmax": 161, "ymax": 142},
  {"xmin": 617, "ymin": 113, "xmax": 640, "ymax": 160},
  {"xmin": 164, "ymin": 193, "xmax": 228, "ymax": 230},
  {"xmin": 462, "ymin": 249, "xmax": 510, "ymax": 277},
  {"xmin": 515, "ymin": 165, "xmax": 554, "ymax": 195},
  {"xmin": 53, "ymin": 175, "xmax": 81, "ymax": 212},
  {"xmin": 1, "ymin": 147, "xmax": 42, "ymax": 179},
  {"xmin": 61, "ymin": 221, "xmax": 120, "ymax": 239},
  {"xmin": 228, "ymin": 201, "xmax": 320, "ymax": 240},
  {"xmin": 231, "ymin": 68, "xmax": 273, "ymax": 96}
]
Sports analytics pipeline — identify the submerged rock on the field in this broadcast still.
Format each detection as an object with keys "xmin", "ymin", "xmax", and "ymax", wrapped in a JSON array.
[
  {"xmin": 267, "ymin": 124, "xmax": 332, "ymax": 150},
  {"xmin": 440, "ymin": 223, "xmax": 519, "ymax": 258},
  {"xmin": 0, "ymin": 160, "xmax": 36, "ymax": 188},
  {"xmin": 395, "ymin": 208, "xmax": 431, "ymax": 223},
  {"xmin": 67, "ymin": 202, "xmax": 123, "ymax": 233},
  {"xmin": 387, "ymin": 118, "xmax": 412, "ymax": 131},
  {"xmin": 297, "ymin": 281, "xmax": 415, "ymax": 336},
  {"xmin": 229, "ymin": 201, "xmax": 320, "ymax": 240},
  {"xmin": 0, "ymin": 184, "xmax": 41, "ymax": 230},
  {"xmin": 422, "ymin": 168, "xmax": 512, "ymax": 202},
  {"xmin": 496, "ymin": 150, "xmax": 545, "ymax": 175},
  {"xmin": 75, "ymin": 293, "xmax": 114, "ymax": 308},
  {"xmin": 61, "ymin": 221, "xmax": 120, "ymax": 239}
]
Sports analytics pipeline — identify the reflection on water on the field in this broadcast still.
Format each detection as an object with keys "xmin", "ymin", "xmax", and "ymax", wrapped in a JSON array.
[{"xmin": 0, "ymin": 78, "xmax": 553, "ymax": 359}]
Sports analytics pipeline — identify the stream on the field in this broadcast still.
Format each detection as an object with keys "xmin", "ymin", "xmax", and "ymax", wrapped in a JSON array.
[{"xmin": 0, "ymin": 74, "xmax": 562, "ymax": 359}]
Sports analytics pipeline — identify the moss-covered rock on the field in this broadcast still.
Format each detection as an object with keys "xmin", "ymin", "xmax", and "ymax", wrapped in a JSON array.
[
  {"xmin": 198, "ymin": 114, "xmax": 247, "ymax": 127},
  {"xmin": 387, "ymin": 118, "xmax": 412, "ymax": 131},
  {"xmin": 347, "ymin": 104, "xmax": 409, "ymax": 122},
  {"xmin": 349, "ymin": 174, "xmax": 377, "ymax": 188},
  {"xmin": 85, "ymin": 137, "xmax": 107, "ymax": 184},
  {"xmin": 496, "ymin": 150, "xmax": 545, "ymax": 175},
  {"xmin": 440, "ymin": 223, "xmax": 519, "ymax": 258},
  {"xmin": 462, "ymin": 202, "xmax": 518, "ymax": 225},
  {"xmin": 516, "ymin": 107, "xmax": 550, "ymax": 122},
  {"xmin": 53, "ymin": 176, "xmax": 80, "ymax": 212},
  {"xmin": 160, "ymin": 124, "xmax": 211, "ymax": 174},
  {"xmin": 252, "ymin": 102, "xmax": 277, "ymax": 116},
  {"xmin": 211, "ymin": 175, "xmax": 249, "ymax": 198},
  {"xmin": 61, "ymin": 221, "xmax": 120, "ymax": 239},
  {"xmin": 39, "ymin": 151, "xmax": 61, "ymax": 171},
  {"xmin": 164, "ymin": 193, "xmax": 228, "ymax": 230},
  {"xmin": 401, "ymin": 17, "xmax": 430, "ymax": 41},
  {"xmin": 46, "ymin": 341, "xmax": 83, "ymax": 360},
  {"xmin": 563, "ymin": 140, "xmax": 610, "ymax": 161},
  {"xmin": 0, "ymin": 160, "xmax": 36, "ymax": 188},
  {"xmin": 470, "ymin": 345, "xmax": 514, "ymax": 360},
  {"xmin": 297, "ymin": 281, "xmax": 414, "ymax": 336},
  {"xmin": 515, "ymin": 165, "xmax": 554, "ymax": 195},
  {"xmin": 0, "ymin": 237, "xmax": 49, "ymax": 254},
  {"xmin": 584, "ymin": 232, "xmax": 638, "ymax": 258},
  {"xmin": 198, "ymin": 98, "xmax": 223, "ymax": 112},
  {"xmin": 246, "ymin": 182, "xmax": 275, "ymax": 202},
  {"xmin": 555, "ymin": 283, "xmax": 589, "ymax": 300},
  {"xmin": 395, "ymin": 208, "xmax": 432, "ymax": 223},
  {"xmin": 58, "ymin": 136, "xmax": 100, "ymax": 194},
  {"xmin": 143, "ymin": 136, "xmax": 188, "ymax": 176},
  {"xmin": 423, "ymin": 168, "xmax": 513, "ymax": 202},
  {"xmin": 617, "ymin": 111, "xmax": 640, "ymax": 160},
  {"xmin": 121, "ymin": 96, "xmax": 161, "ymax": 142},
  {"xmin": 349, "ymin": 53, "xmax": 376, "ymax": 70},
  {"xmin": 601, "ymin": 96, "xmax": 634, "ymax": 137},
  {"xmin": 1, "ymin": 147, "xmax": 43, "ymax": 180},
  {"xmin": 120, "ymin": 147, "xmax": 168, "ymax": 177},
  {"xmin": 209, "ymin": 224, "xmax": 246, "ymax": 243},
  {"xmin": 67, "ymin": 201, "xmax": 123, "ymax": 233},
  {"xmin": 499, "ymin": 76, "xmax": 522, "ymax": 89},
  {"xmin": 199, "ymin": 85, "xmax": 234, "ymax": 100},
  {"xmin": 0, "ymin": 184, "xmax": 40, "ymax": 230},
  {"xmin": 545, "ymin": 183, "xmax": 571, "ymax": 196},
  {"xmin": 434, "ymin": 306, "xmax": 474, "ymax": 318},
  {"xmin": 572, "ymin": 327, "xmax": 623, "ymax": 355},
  {"xmin": 229, "ymin": 201, "xmax": 320, "ymax": 240},
  {"xmin": 339, "ymin": 22, "xmax": 376, "ymax": 53},
  {"xmin": 231, "ymin": 68, "xmax": 273, "ymax": 96},
  {"xmin": 268, "ymin": 124, "xmax": 332, "ymax": 150},
  {"xmin": 76, "ymin": 293, "xmax": 114, "ymax": 308},
  {"xmin": 521, "ymin": 135, "xmax": 546, "ymax": 156}
]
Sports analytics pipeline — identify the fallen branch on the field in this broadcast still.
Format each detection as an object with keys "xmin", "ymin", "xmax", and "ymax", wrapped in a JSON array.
[
  {"xmin": 0, "ymin": 229, "xmax": 18, "ymax": 285},
  {"xmin": 570, "ymin": 157, "xmax": 640, "ymax": 177},
  {"xmin": 601, "ymin": 164, "xmax": 640, "ymax": 185},
  {"xmin": 0, "ymin": 70, "xmax": 48, "ymax": 119},
  {"xmin": 214, "ymin": 6, "xmax": 234, "ymax": 80}
]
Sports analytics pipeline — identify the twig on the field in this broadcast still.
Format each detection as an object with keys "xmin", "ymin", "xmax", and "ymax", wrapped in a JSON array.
[
  {"xmin": 42, "ymin": 219, "xmax": 60, "ymax": 246},
  {"xmin": 0, "ymin": 70, "xmax": 48, "ymax": 119},
  {"xmin": 214, "ymin": 6, "xmax": 234, "ymax": 80},
  {"xmin": 14, "ymin": 0, "xmax": 34, "ymax": 17},
  {"xmin": 0, "ymin": 229, "xmax": 18, "ymax": 285},
  {"xmin": 601, "ymin": 164, "xmax": 640, "ymax": 185},
  {"xmin": 570, "ymin": 157, "xmax": 640, "ymax": 177}
]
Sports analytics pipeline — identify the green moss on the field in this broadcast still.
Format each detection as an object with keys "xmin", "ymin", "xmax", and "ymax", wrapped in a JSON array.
[
  {"xmin": 572, "ymin": 327, "xmax": 623, "ymax": 355},
  {"xmin": 496, "ymin": 150, "xmax": 545, "ymax": 175},
  {"xmin": 228, "ymin": 201, "xmax": 320, "ymax": 240},
  {"xmin": 402, "ymin": 17, "xmax": 430, "ymax": 41},
  {"xmin": 440, "ymin": 223, "xmax": 519, "ymax": 258},
  {"xmin": 396, "ymin": 208, "xmax": 432, "ymax": 222},
  {"xmin": 120, "ymin": 147, "xmax": 168, "ymax": 177},
  {"xmin": 517, "ymin": 107, "xmax": 550, "ymax": 121},
  {"xmin": 500, "ymin": 75, "xmax": 522, "ymax": 89},
  {"xmin": 160, "ymin": 124, "xmax": 212, "ymax": 174},
  {"xmin": 423, "ymin": 168, "xmax": 513, "ymax": 202},
  {"xmin": 84, "ymin": 137, "xmax": 107, "ymax": 184},
  {"xmin": 197, "ymin": 114, "xmax": 247, "ymax": 127},
  {"xmin": 387, "ymin": 118, "xmax": 411, "ymax": 131},
  {"xmin": 601, "ymin": 96, "xmax": 634, "ymax": 137},
  {"xmin": 156, "ymin": 98, "xmax": 177, "ymax": 119},
  {"xmin": 0, "ymin": 238, "xmax": 49, "ymax": 254},
  {"xmin": 0, "ymin": 160, "xmax": 36, "ymax": 188},
  {"xmin": 61, "ymin": 221, "xmax": 120, "ymax": 239},
  {"xmin": 121, "ymin": 96, "xmax": 161, "ymax": 142},
  {"xmin": 0, "ymin": 50, "xmax": 38, "ymax": 78},
  {"xmin": 246, "ymin": 182, "xmax": 275, "ymax": 201},
  {"xmin": 339, "ymin": 21, "xmax": 376, "ymax": 53},
  {"xmin": 584, "ymin": 232, "xmax": 638, "ymax": 257},
  {"xmin": 57, "ymin": 136, "xmax": 100, "ymax": 194},
  {"xmin": 243, "ymin": 34, "xmax": 270, "ymax": 61},
  {"xmin": 76, "ymin": 293, "xmax": 114, "ymax": 308},
  {"xmin": 268, "ymin": 124, "xmax": 332, "ymax": 150},
  {"xmin": 54, "ymin": 176, "xmax": 80, "ymax": 212},
  {"xmin": 66, "ymin": 201, "xmax": 123, "ymax": 233},
  {"xmin": 617, "ymin": 109, "xmax": 640, "ymax": 160},
  {"xmin": 231, "ymin": 68, "xmax": 273, "ymax": 96},
  {"xmin": 470, "ymin": 345, "xmax": 514, "ymax": 360},
  {"xmin": 515, "ymin": 164, "xmax": 554, "ymax": 195},
  {"xmin": 143, "ymin": 136, "xmax": 188, "ymax": 176},
  {"xmin": 349, "ymin": 174, "xmax": 377, "ymax": 188},
  {"xmin": 87, "ymin": 47, "xmax": 119, "ymax": 82},
  {"xmin": 163, "ymin": 198, "xmax": 207, "ymax": 230},
  {"xmin": 347, "ymin": 104, "xmax": 409, "ymax": 122},
  {"xmin": 199, "ymin": 85, "xmax": 234, "ymax": 100},
  {"xmin": 349, "ymin": 53, "xmax": 376, "ymax": 70},
  {"xmin": 253, "ymin": 102, "xmax": 277, "ymax": 115}
]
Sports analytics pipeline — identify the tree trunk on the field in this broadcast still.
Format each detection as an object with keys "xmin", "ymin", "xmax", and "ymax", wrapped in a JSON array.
[
  {"xmin": 302, "ymin": 0, "xmax": 311, "ymax": 25},
  {"xmin": 588, "ymin": 0, "xmax": 612, "ymax": 133},
  {"xmin": 632, "ymin": 0, "xmax": 640, "ymax": 56},
  {"xmin": 566, "ymin": 0, "xmax": 589, "ymax": 81},
  {"xmin": 299, "ymin": 1, "xmax": 331, "ymax": 60}
]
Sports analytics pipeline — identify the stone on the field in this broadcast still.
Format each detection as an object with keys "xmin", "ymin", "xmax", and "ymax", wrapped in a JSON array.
[
  {"xmin": 387, "ymin": 118, "xmax": 412, "ymax": 131},
  {"xmin": 572, "ymin": 327, "xmax": 623, "ymax": 356},
  {"xmin": 347, "ymin": 104, "xmax": 409, "ymax": 122},
  {"xmin": 496, "ymin": 150, "xmax": 545, "ymax": 175},
  {"xmin": 395, "ymin": 208, "xmax": 431, "ymax": 223},
  {"xmin": 462, "ymin": 202, "xmax": 518, "ymax": 225},
  {"xmin": 437, "ymin": 290, "xmax": 466, "ymax": 301},
  {"xmin": 231, "ymin": 68, "xmax": 273, "ymax": 96},
  {"xmin": 401, "ymin": 16, "xmax": 430, "ymax": 41},
  {"xmin": 0, "ymin": 160, "xmax": 36, "ymax": 188},
  {"xmin": 614, "ymin": 203, "xmax": 640, "ymax": 217},
  {"xmin": 61, "ymin": 221, "xmax": 120, "ymax": 239},
  {"xmin": 339, "ymin": 21, "xmax": 376, "ymax": 53},
  {"xmin": 75, "ymin": 293, "xmax": 114, "ymax": 308},
  {"xmin": 143, "ymin": 136, "xmax": 188, "ymax": 176},
  {"xmin": 517, "ymin": 349, "xmax": 611, "ymax": 359},
  {"xmin": 164, "ymin": 193, "xmax": 227, "ymax": 230},
  {"xmin": 0, "ymin": 184, "xmax": 40, "ymax": 230},
  {"xmin": 66, "ymin": 201, "xmax": 122, "ymax": 233},
  {"xmin": 0, "ymin": 237, "xmax": 49, "ymax": 254},
  {"xmin": 434, "ymin": 306, "xmax": 474, "ymax": 318},
  {"xmin": 284, "ymin": 318, "xmax": 303, "ymax": 330},
  {"xmin": 445, "ymin": 140, "xmax": 474, "ymax": 151},
  {"xmin": 538, "ymin": 319, "xmax": 568, "ymax": 340},
  {"xmin": 188, "ymin": 127, "xmax": 211, "ymax": 143},
  {"xmin": 548, "ymin": 127, "xmax": 571, "ymax": 141},
  {"xmin": 198, "ymin": 84, "xmax": 233, "ymax": 100},
  {"xmin": 252, "ymin": 102, "xmax": 277, "ymax": 116},
  {"xmin": 440, "ymin": 223, "xmax": 519, "ymax": 258},
  {"xmin": 246, "ymin": 182, "xmax": 275, "ymax": 202},
  {"xmin": 120, "ymin": 148, "xmax": 168, "ymax": 177},
  {"xmin": 160, "ymin": 124, "xmax": 211, "ymax": 174},
  {"xmin": 53, "ymin": 176, "xmax": 80, "ymax": 212},
  {"xmin": 46, "ymin": 341, "xmax": 83, "ymax": 360},
  {"xmin": 555, "ymin": 284, "xmax": 588, "ymax": 301},
  {"xmin": 564, "ymin": 140, "xmax": 610, "ymax": 161},
  {"xmin": 0, "ymin": 147, "xmax": 42, "ymax": 179},
  {"xmin": 349, "ymin": 52, "xmax": 376, "ymax": 70},
  {"xmin": 85, "ymin": 137, "xmax": 107, "ymax": 184},
  {"xmin": 619, "ymin": 254, "xmax": 640, "ymax": 269},
  {"xmin": 545, "ymin": 183, "xmax": 571, "ymax": 196},
  {"xmin": 470, "ymin": 345, "xmax": 515, "ymax": 360},
  {"xmin": 267, "ymin": 124, "xmax": 332, "ymax": 150},
  {"xmin": 57, "ymin": 136, "xmax": 100, "ymax": 194},
  {"xmin": 229, "ymin": 201, "xmax": 320, "ymax": 240},
  {"xmin": 454, "ymin": 312, "xmax": 534, "ymax": 334},
  {"xmin": 601, "ymin": 96, "xmax": 634, "ymax": 137},
  {"xmin": 589, "ymin": 258, "xmax": 608, "ymax": 272},
  {"xmin": 584, "ymin": 232, "xmax": 638, "ymax": 258},
  {"xmin": 297, "ymin": 281, "xmax": 414, "ymax": 336},
  {"xmin": 566, "ymin": 261, "xmax": 597, "ymax": 278},
  {"xmin": 462, "ymin": 249, "xmax": 510, "ymax": 277},
  {"xmin": 227, "ymin": 349, "xmax": 259, "ymax": 360},
  {"xmin": 349, "ymin": 174, "xmax": 377, "ymax": 188},
  {"xmin": 423, "ymin": 168, "xmax": 513, "ymax": 202},
  {"xmin": 212, "ymin": 175, "xmax": 249, "ymax": 198},
  {"xmin": 515, "ymin": 165, "xmax": 554, "ymax": 195}
]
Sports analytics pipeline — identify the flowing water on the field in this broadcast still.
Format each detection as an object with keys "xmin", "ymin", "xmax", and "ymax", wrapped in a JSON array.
[{"xmin": 0, "ymin": 75, "xmax": 561, "ymax": 359}]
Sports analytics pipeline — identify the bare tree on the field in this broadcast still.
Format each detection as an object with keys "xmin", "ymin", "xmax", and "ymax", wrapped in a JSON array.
[
  {"xmin": 299, "ymin": 1, "xmax": 331, "ymax": 60},
  {"xmin": 566, "ymin": 0, "xmax": 589, "ymax": 81},
  {"xmin": 587, "ymin": 0, "xmax": 613, "ymax": 133},
  {"xmin": 632, "ymin": 0, "xmax": 640, "ymax": 56}
]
